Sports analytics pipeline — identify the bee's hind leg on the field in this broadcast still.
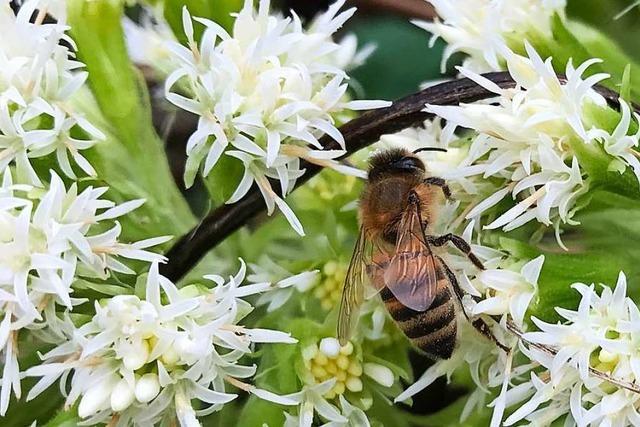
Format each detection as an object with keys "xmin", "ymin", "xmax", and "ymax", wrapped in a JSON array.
[
  {"xmin": 427, "ymin": 233, "xmax": 484, "ymax": 270},
  {"xmin": 435, "ymin": 255, "xmax": 510, "ymax": 354},
  {"xmin": 470, "ymin": 318, "xmax": 511, "ymax": 354}
]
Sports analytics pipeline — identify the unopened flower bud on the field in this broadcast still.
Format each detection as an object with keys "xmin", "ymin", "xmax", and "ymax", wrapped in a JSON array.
[
  {"xmin": 364, "ymin": 363, "xmax": 394, "ymax": 387},
  {"xmin": 111, "ymin": 378, "xmax": 135, "ymax": 412},
  {"xmin": 319, "ymin": 338, "xmax": 340, "ymax": 358},
  {"xmin": 79, "ymin": 374, "xmax": 119, "ymax": 418},
  {"xmin": 135, "ymin": 373, "xmax": 160, "ymax": 403}
]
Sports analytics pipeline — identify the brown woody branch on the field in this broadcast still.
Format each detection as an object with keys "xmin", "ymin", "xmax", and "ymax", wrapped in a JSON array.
[{"xmin": 160, "ymin": 72, "xmax": 624, "ymax": 281}]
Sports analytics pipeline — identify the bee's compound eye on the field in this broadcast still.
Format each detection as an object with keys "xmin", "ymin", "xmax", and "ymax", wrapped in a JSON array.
[{"xmin": 393, "ymin": 157, "xmax": 425, "ymax": 172}]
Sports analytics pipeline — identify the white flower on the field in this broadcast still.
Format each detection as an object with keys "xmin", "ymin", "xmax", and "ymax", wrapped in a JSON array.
[
  {"xmin": 14, "ymin": 0, "xmax": 67, "ymax": 21},
  {"xmin": 0, "ymin": 169, "xmax": 168, "ymax": 414},
  {"xmin": 499, "ymin": 272, "xmax": 640, "ymax": 426},
  {"xmin": 321, "ymin": 395, "xmax": 370, "ymax": 427},
  {"xmin": 415, "ymin": 0, "xmax": 566, "ymax": 72},
  {"xmin": 249, "ymin": 256, "xmax": 319, "ymax": 311},
  {"xmin": 282, "ymin": 380, "xmax": 347, "ymax": 427},
  {"xmin": 470, "ymin": 255, "xmax": 544, "ymax": 327},
  {"xmin": 164, "ymin": 0, "xmax": 389, "ymax": 235},
  {"xmin": 0, "ymin": 1, "xmax": 104, "ymax": 186},
  {"xmin": 25, "ymin": 260, "xmax": 299, "ymax": 426},
  {"xmin": 424, "ymin": 43, "xmax": 609, "ymax": 235},
  {"xmin": 122, "ymin": 8, "xmax": 178, "ymax": 78},
  {"xmin": 379, "ymin": 117, "xmax": 449, "ymax": 151}
]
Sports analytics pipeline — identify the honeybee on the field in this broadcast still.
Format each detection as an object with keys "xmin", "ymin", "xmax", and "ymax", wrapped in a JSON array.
[{"xmin": 338, "ymin": 147, "xmax": 503, "ymax": 359}]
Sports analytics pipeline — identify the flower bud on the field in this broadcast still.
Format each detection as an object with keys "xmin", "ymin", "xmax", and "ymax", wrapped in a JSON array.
[
  {"xmin": 364, "ymin": 363, "xmax": 394, "ymax": 387},
  {"xmin": 110, "ymin": 378, "xmax": 135, "ymax": 412},
  {"xmin": 78, "ymin": 374, "xmax": 119, "ymax": 418},
  {"xmin": 135, "ymin": 373, "xmax": 160, "ymax": 403},
  {"xmin": 345, "ymin": 376, "xmax": 363, "ymax": 392},
  {"xmin": 319, "ymin": 338, "xmax": 340, "ymax": 358}
]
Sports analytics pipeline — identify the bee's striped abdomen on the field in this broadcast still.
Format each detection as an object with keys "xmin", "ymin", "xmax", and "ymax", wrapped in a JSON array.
[{"xmin": 381, "ymin": 279, "xmax": 457, "ymax": 359}]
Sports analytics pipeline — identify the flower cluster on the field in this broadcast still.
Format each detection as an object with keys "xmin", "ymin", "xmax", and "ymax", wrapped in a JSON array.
[
  {"xmin": 401, "ymin": 43, "xmax": 640, "ymax": 240},
  {"xmin": 164, "ymin": 0, "xmax": 389, "ymax": 234},
  {"xmin": 495, "ymin": 272, "xmax": 640, "ymax": 426},
  {"xmin": 0, "ymin": 169, "xmax": 167, "ymax": 414},
  {"xmin": 415, "ymin": 0, "xmax": 566, "ymax": 72},
  {"xmin": 0, "ymin": 0, "xmax": 104, "ymax": 186},
  {"xmin": 25, "ymin": 260, "xmax": 299, "ymax": 426}
]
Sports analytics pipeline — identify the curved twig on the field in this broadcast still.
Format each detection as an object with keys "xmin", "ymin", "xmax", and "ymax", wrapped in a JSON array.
[{"xmin": 160, "ymin": 71, "xmax": 626, "ymax": 281}]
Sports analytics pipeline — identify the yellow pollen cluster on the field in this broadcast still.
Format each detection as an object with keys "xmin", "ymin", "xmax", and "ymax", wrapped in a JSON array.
[
  {"xmin": 309, "ymin": 341, "xmax": 363, "ymax": 399},
  {"xmin": 314, "ymin": 261, "xmax": 347, "ymax": 310}
]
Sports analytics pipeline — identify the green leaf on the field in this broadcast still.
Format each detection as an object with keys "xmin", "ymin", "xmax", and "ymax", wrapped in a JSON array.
[
  {"xmin": 73, "ymin": 278, "xmax": 133, "ymax": 297},
  {"xmin": 236, "ymin": 341, "xmax": 301, "ymax": 427},
  {"xmin": 67, "ymin": 1, "xmax": 196, "ymax": 241},
  {"xmin": 504, "ymin": 190, "xmax": 640, "ymax": 322},
  {"xmin": 163, "ymin": 0, "xmax": 244, "ymax": 43},
  {"xmin": 348, "ymin": 16, "xmax": 448, "ymax": 100},
  {"xmin": 525, "ymin": 14, "xmax": 640, "ymax": 104},
  {"xmin": 565, "ymin": 20, "xmax": 640, "ymax": 103},
  {"xmin": 203, "ymin": 153, "xmax": 245, "ymax": 206},
  {"xmin": 43, "ymin": 409, "xmax": 82, "ymax": 427}
]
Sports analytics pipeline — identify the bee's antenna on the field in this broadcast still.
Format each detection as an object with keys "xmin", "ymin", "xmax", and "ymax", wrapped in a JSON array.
[{"xmin": 413, "ymin": 147, "xmax": 448, "ymax": 154}]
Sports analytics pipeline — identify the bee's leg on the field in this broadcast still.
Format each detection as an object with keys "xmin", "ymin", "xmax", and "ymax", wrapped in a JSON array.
[
  {"xmin": 422, "ymin": 177, "xmax": 452, "ymax": 199},
  {"xmin": 435, "ymin": 255, "xmax": 510, "ymax": 353},
  {"xmin": 470, "ymin": 318, "xmax": 510, "ymax": 353},
  {"xmin": 427, "ymin": 233, "xmax": 484, "ymax": 270}
]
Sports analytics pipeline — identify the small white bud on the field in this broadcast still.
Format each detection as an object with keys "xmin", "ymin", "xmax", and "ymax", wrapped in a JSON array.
[
  {"xmin": 110, "ymin": 378, "xmax": 135, "ymax": 412},
  {"xmin": 78, "ymin": 374, "xmax": 119, "ymax": 418},
  {"xmin": 364, "ymin": 363, "xmax": 394, "ymax": 387},
  {"xmin": 135, "ymin": 373, "xmax": 161, "ymax": 403},
  {"xmin": 319, "ymin": 338, "xmax": 340, "ymax": 358},
  {"xmin": 345, "ymin": 376, "xmax": 363, "ymax": 392}
]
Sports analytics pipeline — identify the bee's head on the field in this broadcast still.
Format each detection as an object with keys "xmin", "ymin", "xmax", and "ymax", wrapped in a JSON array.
[{"xmin": 368, "ymin": 148, "xmax": 429, "ymax": 182}]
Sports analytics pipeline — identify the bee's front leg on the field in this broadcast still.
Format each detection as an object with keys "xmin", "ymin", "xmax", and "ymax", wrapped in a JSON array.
[{"xmin": 423, "ymin": 176, "xmax": 452, "ymax": 199}]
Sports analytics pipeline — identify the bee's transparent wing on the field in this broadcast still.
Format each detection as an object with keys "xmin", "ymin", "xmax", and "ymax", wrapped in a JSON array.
[
  {"xmin": 383, "ymin": 195, "xmax": 438, "ymax": 312},
  {"xmin": 338, "ymin": 226, "xmax": 372, "ymax": 345}
]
